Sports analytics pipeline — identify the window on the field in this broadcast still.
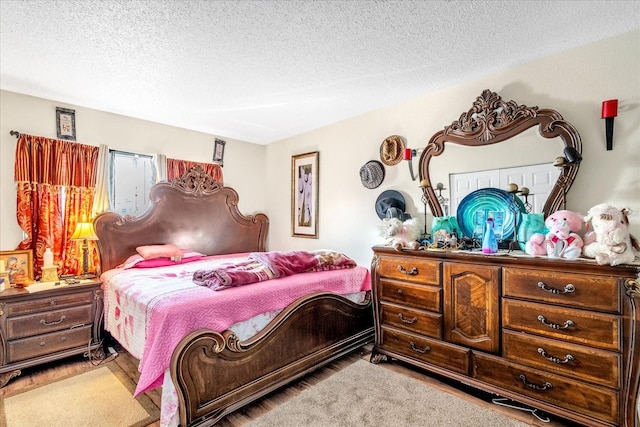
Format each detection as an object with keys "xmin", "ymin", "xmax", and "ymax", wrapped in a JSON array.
[{"xmin": 109, "ymin": 150, "xmax": 155, "ymax": 217}]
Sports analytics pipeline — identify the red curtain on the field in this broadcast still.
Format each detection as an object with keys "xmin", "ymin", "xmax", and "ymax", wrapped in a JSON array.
[
  {"xmin": 166, "ymin": 158, "xmax": 223, "ymax": 184},
  {"xmin": 14, "ymin": 135, "xmax": 99, "ymax": 278}
]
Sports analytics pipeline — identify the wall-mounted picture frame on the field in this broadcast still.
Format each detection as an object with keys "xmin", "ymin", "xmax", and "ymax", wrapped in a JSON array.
[
  {"xmin": 291, "ymin": 151, "xmax": 319, "ymax": 238},
  {"xmin": 56, "ymin": 107, "xmax": 76, "ymax": 141},
  {"xmin": 0, "ymin": 249, "xmax": 34, "ymax": 284},
  {"xmin": 213, "ymin": 138, "xmax": 226, "ymax": 166}
]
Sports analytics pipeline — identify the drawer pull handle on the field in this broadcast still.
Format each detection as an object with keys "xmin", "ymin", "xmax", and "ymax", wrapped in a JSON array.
[
  {"xmin": 39, "ymin": 341, "xmax": 46, "ymax": 346},
  {"xmin": 398, "ymin": 313, "xmax": 418, "ymax": 324},
  {"xmin": 397, "ymin": 265, "xmax": 418, "ymax": 276},
  {"xmin": 409, "ymin": 341, "xmax": 431, "ymax": 354},
  {"xmin": 397, "ymin": 289, "xmax": 403, "ymax": 295},
  {"xmin": 537, "ymin": 348, "xmax": 574, "ymax": 364},
  {"xmin": 49, "ymin": 300, "xmax": 56, "ymax": 306},
  {"xmin": 537, "ymin": 315, "xmax": 574, "ymax": 330},
  {"xmin": 519, "ymin": 374, "xmax": 553, "ymax": 391},
  {"xmin": 537, "ymin": 282, "xmax": 575, "ymax": 295},
  {"xmin": 40, "ymin": 315, "xmax": 66, "ymax": 326}
]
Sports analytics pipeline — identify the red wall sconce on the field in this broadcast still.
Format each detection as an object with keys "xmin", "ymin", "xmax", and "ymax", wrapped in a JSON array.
[
  {"xmin": 404, "ymin": 147, "xmax": 423, "ymax": 181},
  {"xmin": 601, "ymin": 99, "xmax": 618, "ymax": 151}
]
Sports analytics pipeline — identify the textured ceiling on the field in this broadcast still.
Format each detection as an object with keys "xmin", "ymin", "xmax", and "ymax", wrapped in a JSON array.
[{"xmin": 1, "ymin": 1, "xmax": 639, "ymax": 145}]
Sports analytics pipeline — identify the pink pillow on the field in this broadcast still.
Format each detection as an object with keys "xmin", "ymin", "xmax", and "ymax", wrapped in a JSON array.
[
  {"xmin": 136, "ymin": 244, "xmax": 182, "ymax": 260},
  {"xmin": 122, "ymin": 250, "xmax": 205, "ymax": 269}
]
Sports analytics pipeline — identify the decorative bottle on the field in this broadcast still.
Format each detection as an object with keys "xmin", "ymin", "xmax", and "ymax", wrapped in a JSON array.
[
  {"xmin": 482, "ymin": 218, "xmax": 498, "ymax": 254},
  {"xmin": 44, "ymin": 247, "xmax": 54, "ymax": 267}
]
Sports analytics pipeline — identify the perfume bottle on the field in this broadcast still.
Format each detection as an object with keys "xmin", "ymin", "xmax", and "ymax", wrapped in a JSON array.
[{"xmin": 482, "ymin": 217, "xmax": 498, "ymax": 254}]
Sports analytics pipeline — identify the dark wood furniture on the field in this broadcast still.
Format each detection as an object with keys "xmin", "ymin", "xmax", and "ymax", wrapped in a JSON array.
[
  {"xmin": 93, "ymin": 166, "xmax": 374, "ymax": 427},
  {"xmin": 0, "ymin": 280, "xmax": 104, "ymax": 388},
  {"xmin": 371, "ymin": 248, "xmax": 639, "ymax": 427},
  {"xmin": 371, "ymin": 90, "xmax": 639, "ymax": 427}
]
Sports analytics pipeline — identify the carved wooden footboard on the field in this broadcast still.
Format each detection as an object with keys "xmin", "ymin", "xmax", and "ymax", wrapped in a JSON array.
[{"xmin": 171, "ymin": 291, "xmax": 374, "ymax": 427}]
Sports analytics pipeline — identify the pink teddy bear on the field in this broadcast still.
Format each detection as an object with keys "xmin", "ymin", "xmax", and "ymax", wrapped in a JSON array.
[{"xmin": 525, "ymin": 210, "xmax": 584, "ymax": 259}]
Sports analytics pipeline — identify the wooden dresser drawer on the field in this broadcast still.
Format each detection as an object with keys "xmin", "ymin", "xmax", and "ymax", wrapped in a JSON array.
[
  {"xmin": 380, "ymin": 326, "xmax": 470, "ymax": 375},
  {"xmin": 377, "ymin": 256, "xmax": 440, "ymax": 285},
  {"xmin": 473, "ymin": 353, "xmax": 619, "ymax": 425},
  {"xmin": 380, "ymin": 302, "xmax": 442, "ymax": 339},
  {"xmin": 7, "ymin": 305, "xmax": 93, "ymax": 339},
  {"xmin": 503, "ymin": 267, "xmax": 619, "ymax": 312},
  {"xmin": 8, "ymin": 325, "xmax": 93, "ymax": 363},
  {"xmin": 5, "ymin": 290, "xmax": 96, "ymax": 316},
  {"xmin": 379, "ymin": 279, "xmax": 441, "ymax": 312},
  {"xmin": 503, "ymin": 299, "xmax": 620, "ymax": 351},
  {"xmin": 502, "ymin": 330, "xmax": 620, "ymax": 388}
]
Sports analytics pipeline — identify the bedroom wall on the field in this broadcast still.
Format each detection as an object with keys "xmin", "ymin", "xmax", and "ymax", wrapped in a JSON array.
[
  {"xmin": 1, "ymin": 31, "xmax": 638, "ymax": 269},
  {"xmin": 0, "ymin": 90, "xmax": 266, "ymax": 250},
  {"xmin": 265, "ymin": 30, "xmax": 640, "ymax": 267}
]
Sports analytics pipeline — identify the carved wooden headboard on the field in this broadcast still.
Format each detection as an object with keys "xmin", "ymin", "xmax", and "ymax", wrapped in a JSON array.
[{"xmin": 94, "ymin": 166, "xmax": 269, "ymax": 272}]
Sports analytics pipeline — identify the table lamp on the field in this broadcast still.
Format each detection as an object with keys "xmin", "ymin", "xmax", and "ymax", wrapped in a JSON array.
[{"xmin": 71, "ymin": 221, "xmax": 99, "ymax": 279}]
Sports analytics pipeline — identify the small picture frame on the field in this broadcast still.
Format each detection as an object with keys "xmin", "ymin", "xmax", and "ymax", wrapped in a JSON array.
[
  {"xmin": 0, "ymin": 249, "xmax": 34, "ymax": 284},
  {"xmin": 56, "ymin": 107, "xmax": 76, "ymax": 141},
  {"xmin": 291, "ymin": 151, "xmax": 319, "ymax": 238},
  {"xmin": 213, "ymin": 138, "xmax": 226, "ymax": 166}
]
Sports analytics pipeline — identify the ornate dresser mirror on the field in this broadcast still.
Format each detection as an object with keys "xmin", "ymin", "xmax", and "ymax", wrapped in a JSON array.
[{"xmin": 418, "ymin": 90, "xmax": 582, "ymax": 220}]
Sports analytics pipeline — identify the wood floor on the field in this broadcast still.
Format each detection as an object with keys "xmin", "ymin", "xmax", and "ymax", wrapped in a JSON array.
[{"xmin": 0, "ymin": 344, "xmax": 579, "ymax": 427}]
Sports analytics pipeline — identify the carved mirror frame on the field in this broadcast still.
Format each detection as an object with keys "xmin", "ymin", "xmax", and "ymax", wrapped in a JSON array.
[{"xmin": 418, "ymin": 90, "xmax": 582, "ymax": 218}]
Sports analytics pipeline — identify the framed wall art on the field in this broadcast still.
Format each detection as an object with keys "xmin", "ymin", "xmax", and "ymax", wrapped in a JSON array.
[
  {"xmin": 213, "ymin": 138, "xmax": 226, "ymax": 166},
  {"xmin": 0, "ymin": 249, "xmax": 34, "ymax": 284},
  {"xmin": 56, "ymin": 107, "xmax": 76, "ymax": 141},
  {"xmin": 291, "ymin": 151, "xmax": 319, "ymax": 238}
]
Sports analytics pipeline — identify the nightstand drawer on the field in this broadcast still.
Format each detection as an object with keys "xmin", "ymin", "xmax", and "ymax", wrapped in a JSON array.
[
  {"xmin": 7, "ymin": 305, "xmax": 93, "ymax": 339},
  {"xmin": 8, "ymin": 325, "xmax": 93, "ymax": 363},
  {"xmin": 502, "ymin": 330, "xmax": 620, "ymax": 388},
  {"xmin": 503, "ymin": 299, "xmax": 620, "ymax": 351},
  {"xmin": 379, "ymin": 279, "xmax": 441, "ymax": 311},
  {"xmin": 377, "ymin": 256, "xmax": 440, "ymax": 285},
  {"xmin": 380, "ymin": 302, "xmax": 442, "ymax": 338},
  {"xmin": 503, "ymin": 267, "xmax": 619, "ymax": 312},
  {"xmin": 380, "ymin": 326, "xmax": 470, "ymax": 375},
  {"xmin": 5, "ymin": 290, "xmax": 95, "ymax": 316}
]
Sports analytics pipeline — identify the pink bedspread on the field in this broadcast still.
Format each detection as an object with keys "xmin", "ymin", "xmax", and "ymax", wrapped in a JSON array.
[{"xmin": 100, "ymin": 253, "xmax": 370, "ymax": 397}]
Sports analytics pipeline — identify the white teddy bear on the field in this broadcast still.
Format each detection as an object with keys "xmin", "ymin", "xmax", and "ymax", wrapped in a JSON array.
[
  {"xmin": 379, "ymin": 217, "xmax": 421, "ymax": 251},
  {"xmin": 582, "ymin": 204, "xmax": 639, "ymax": 266}
]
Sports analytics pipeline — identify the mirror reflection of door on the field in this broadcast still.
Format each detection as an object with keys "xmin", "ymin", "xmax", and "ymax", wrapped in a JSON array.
[{"xmin": 449, "ymin": 163, "xmax": 560, "ymax": 215}]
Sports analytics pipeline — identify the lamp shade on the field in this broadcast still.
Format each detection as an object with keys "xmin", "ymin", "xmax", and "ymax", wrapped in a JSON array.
[{"xmin": 71, "ymin": 222, "xmax": 99, "ymax": 240}]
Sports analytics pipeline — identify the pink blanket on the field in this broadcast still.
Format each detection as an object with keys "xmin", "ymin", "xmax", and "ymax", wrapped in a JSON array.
[
  {"xmin": 100, "ymin": 253, "xmax": 370, "ymax": 397},
  {"xmin": 193, "ymin": 250, "xmax": 357, "ymax": 290}
]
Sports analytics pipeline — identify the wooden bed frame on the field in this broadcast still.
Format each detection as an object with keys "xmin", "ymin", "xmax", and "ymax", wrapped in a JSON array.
[{"xmin": 93, "ymin": 166, "xmax": 374, "ymax": 427}]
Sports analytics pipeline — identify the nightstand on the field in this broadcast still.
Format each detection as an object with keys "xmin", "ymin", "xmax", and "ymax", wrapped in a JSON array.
[{"xmin": 0, "ymin": 280, "xmax": 104, "ymax": 388}]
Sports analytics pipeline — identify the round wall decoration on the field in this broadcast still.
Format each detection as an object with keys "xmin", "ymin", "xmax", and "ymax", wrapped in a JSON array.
[
  {"xmin": 359, "ymin": 160, "xmax": 385, "ymax": 189},
  {"xmin": 379, "ymin": 135, "xmax": 405, "ymax": 166},
  {"xmin": 375, "ymin": 189, "xmax": 406, "ymax": 219}
]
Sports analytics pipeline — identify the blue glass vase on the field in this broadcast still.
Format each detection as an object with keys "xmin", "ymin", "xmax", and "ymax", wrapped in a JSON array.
[{"xmin": 482, "ymin": 218, "xmax": 498, "ymax": 254}]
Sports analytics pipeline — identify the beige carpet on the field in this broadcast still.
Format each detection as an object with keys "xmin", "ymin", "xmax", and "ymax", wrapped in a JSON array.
[
  {"xmin": 1, "ymin": 364, "xmax": 159, "ymax": 427},
  {"xmin": 250, "ymin": 359, "xmax": 528, "ymax": 427}
]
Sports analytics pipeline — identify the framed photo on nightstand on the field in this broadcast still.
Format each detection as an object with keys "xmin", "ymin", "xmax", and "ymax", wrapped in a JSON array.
[{"xmin": 0, "ymin": 249, "xmax": 34, "ymax": 284}]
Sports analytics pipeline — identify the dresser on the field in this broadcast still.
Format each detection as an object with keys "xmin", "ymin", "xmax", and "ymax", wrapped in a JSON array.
[
  {"xmin": 0, "ymin": 281, "xmax": 104, "ymax": 387},
  {"xmin": 371, "ymin": 246, "xmax": 640, "ymax": 427}
]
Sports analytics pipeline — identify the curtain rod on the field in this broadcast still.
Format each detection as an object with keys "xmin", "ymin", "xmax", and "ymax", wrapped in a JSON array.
[{"xmin": 10, "ymin": 130, "xmax": 21, "ymax": 138}]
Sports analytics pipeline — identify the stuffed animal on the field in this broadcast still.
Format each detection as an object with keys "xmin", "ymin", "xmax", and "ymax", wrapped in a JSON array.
[
  {"xmin": 525, "ymin": 210, "xmax": 584, "ymax": 259},
  {"xmin": 583, "ymin": 204, "xmax": 639, "ymax": 266},
  {"xmin": 379, "ymin": 217, "xmax": 421, "ymax": 250}
]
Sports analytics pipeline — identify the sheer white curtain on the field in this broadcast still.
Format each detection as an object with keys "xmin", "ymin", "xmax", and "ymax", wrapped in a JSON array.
[
  {"xmin": 153, "ymin": 153, "xmax": 167, "ymax": 183},
  {"xmin": 91, "ymin": 144, "xmax": 110, "ymax": 218}
]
